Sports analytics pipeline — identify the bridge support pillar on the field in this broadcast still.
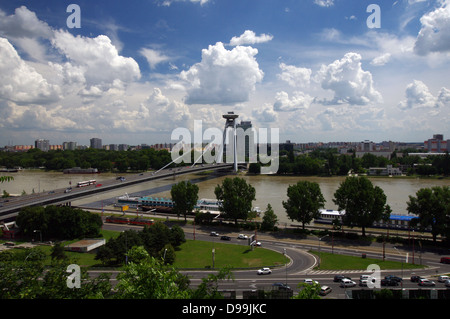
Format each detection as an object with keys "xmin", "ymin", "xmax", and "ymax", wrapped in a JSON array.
[{"xmin": 221, "ymin": 112, "xmax": 239, "ymax": 173}]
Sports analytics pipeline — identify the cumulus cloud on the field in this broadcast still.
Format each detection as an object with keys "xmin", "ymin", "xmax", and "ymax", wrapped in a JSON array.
[
  {"xmin": 414, "ymin": 3, "xmax": 450, "ymax": 55},
  {"xmin": 252, "ymin": 104, "xmax": 278, "ymax": 123},
  {"xmin": 398, "ymin": 80, "xmax": 449, "ymax": 109},
  {"xmin": 314, "ymin": 52, "xmax": 383, "ymax": 105},
  {"xmin": 0, "ymin": 38, "xmax": 61, "ymax": 105},
  {"xmin": 179, "ymin": 42, "xmax": 264, "ymax": 105},
  {"xmin": 277, "ymin": 63, "xmax": 311, "ymax": 88},
  {"xmin": 273, "ymin": 91, "xmax": 313, "ymax": 112},
  {"xmin": 51, "ymin": 30, "xmax": 141, "ymax": 90},
  {"xmin": 229, "ymin": 30, "xmax": 273, "ymax": 46}
]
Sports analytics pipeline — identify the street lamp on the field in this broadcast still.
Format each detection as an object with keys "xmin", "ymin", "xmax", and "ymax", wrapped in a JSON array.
[
  {"xmin": 393, "ymin": 246, "xmax": 405, "ymax": 288},
  {"xmin": 283, "ymin": 248, "xmax": 288, "ymax": 287},
  {"xmin": 318, "ymin": 234, "xmax": 329, "ymax": 269},
  {"xmin": 33, "ymin": 230, "xmax": 42, "ymax": 242}
]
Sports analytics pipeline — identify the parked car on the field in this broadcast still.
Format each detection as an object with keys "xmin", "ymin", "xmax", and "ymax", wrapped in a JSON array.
[
  {"xmin": 220, "ymin": 236, "xmax": 231, "ymax": 241},
  {"xmin": 418, "ymin": 278, "xmax": 435, "ymax": 286},
  {"xmin": 210, "ymin": 231, "xmax": 219, "ymax": 237},
  {"xmin": 272, "ymin": 282, "xmax": 291, "ymax": 291},
  {"xmin": 340, "ymin": 279, "xmax": 356, "ymax": 288},
  {"xmin": 319, "ymin": 286, "xmax": 332, "ymax": 296},
  {"xmin": 257, "ymin": 267, "xmax": 272, "ymax": 275},
  {"xmin": 438, "ymin": 275, "xmax": 449, "ymax": 283}
]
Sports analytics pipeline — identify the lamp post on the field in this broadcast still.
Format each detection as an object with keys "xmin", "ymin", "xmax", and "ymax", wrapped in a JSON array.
[
  {"xmin": 283, "ymin": 248, "xmax": 288, "ymax": 287},
  {"xmin": 318, "ymin": 234, "xmax": 329, "ymax": 269},
  {"xmin": 393, "ymin": 246, "xmax": 404, "ymax": 288},
  {"xmin": 33, "ymin": 229, "xmax": 42, "ymax": 242}
]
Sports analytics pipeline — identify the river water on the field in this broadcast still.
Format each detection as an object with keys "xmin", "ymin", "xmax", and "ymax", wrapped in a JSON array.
[{"xmin": 1, "ymin": 170, "xmax": 449, "ymax": 225}]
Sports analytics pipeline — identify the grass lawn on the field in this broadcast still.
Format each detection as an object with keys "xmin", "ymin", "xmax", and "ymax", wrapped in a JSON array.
[
  {"xmin": 173, "ymin": 240, "xmax": 289, "ymax": 269},
  {"xmin": 312, "ymin": 250, "xmax": 425, "ymax": 270}
]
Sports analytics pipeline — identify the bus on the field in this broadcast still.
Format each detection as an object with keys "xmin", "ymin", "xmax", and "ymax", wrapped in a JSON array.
[
  {"xmin": 76, "ymin": 180, "xmax": 96, "ymax": 187},
  {"xmin": 440, "ymin": 257, "xmax": 450, "ymax": 264}
]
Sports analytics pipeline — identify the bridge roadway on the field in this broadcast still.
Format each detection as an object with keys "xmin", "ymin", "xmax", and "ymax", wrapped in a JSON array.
[{"xmin": 0, "ymin": 163, "xmax": 236, "ymax": 222}]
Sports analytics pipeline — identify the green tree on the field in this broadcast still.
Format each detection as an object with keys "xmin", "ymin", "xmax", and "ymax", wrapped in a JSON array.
[
  {"xmin": 261, "ymin": 204, "xmax": 278, "ymax": 231},
  {"xmin": 114, "ymin": 256, "xmax": 191, "ymax": 299},
  {"xmin": 407, "ymin": 186, "xmax": 450, "ymax": 243},
  {"xmin": 333, "ymin": 176, "xmax": 389, "ymax": 236},
  {"xmin": 283, "ymin": 181, "xmax": 325, "ymax": 229},
  {"xmin": 171, "ymin": 181, "xmax": 199, "ymax": 221},
  {"xmin": 214, "ymin": 177, "xmax": 256, "ymax": 225}
]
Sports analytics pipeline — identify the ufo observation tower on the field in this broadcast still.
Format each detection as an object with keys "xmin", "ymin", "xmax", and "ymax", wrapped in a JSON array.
[{"xmin": 221, "ymin": 112, "xmax": 239, "ymax": 172}]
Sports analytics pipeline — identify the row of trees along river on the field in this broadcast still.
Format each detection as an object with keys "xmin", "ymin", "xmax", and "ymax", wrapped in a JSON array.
[{"xmin": 0, "ymin": 147, "xmax": 449, "ymax": 176}]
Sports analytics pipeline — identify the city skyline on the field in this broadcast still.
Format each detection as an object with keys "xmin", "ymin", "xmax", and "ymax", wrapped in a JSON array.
[{"xmin": 0, "ymin": 1, "xmax": 449, "ymax": 146}]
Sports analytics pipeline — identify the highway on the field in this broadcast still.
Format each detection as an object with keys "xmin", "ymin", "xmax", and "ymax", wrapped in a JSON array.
[
  {"xmin": 0, "ymin": 163, "xmax": 235, "ymax": 221},
  {"xmin": 100, "ymin": 222, "xmax": 450, "ymax": 299}
]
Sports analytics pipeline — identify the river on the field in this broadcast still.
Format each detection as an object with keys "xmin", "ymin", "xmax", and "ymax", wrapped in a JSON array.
[{"xmin": 1, "ymin": 170, "xmax": 449, "ymax": 225}]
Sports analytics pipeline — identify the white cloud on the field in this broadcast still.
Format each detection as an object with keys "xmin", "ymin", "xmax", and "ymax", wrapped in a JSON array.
[
  {"xmin": 158, "ymin": 0, "xmax": 210, "ymax": 6},
  {"xmin": 179, "ymin": 42, "xmax": 264, "ymax": 105},
  {"xmin": 0, "ymin": 38, "xmax": 61, "ymax": 105},
  {"xmin": 273, "ymin": 91, "xmax": 313, "ymax": 112},
  {"xmin": 314, "ymin": 52, "xmax": 383, "ymax": 105},
  {"xmin": 140, "ymin": 48, "xmax": 171, "ymax": 69},
  {"xmin": 414, "ymin": 3, "xmax": 450, "ymax": 55},
  {"xmin": 370, "ymin": 53, "xmax": 392, "ymax": 66},
  {"xmin": 277, "ymin": 63, "xmax": 311, "ymax": 88},
  {"xmin": 51, "ymin": 30, "xmax": 141, "ymax": 90},
  {"xmin": 229, "ymin": 30, "xmax": 273, "ymax": 46},
  {"xmin": 252, "ymin": 104, "xmax": 278, "ymax": 123},
  {"xmin": 314, "ymin": 0, "xmax": 334, "ymax": 7},
  {"xmin": 398, "ymin": 80, "xmax": 449, "ymax": 109}
]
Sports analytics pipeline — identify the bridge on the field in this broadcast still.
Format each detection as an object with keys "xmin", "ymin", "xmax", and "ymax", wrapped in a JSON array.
[
  {"xmin": 0, "ymin": 112, "xmax": 246, "ymax": 222},
  {"xmin": 0, "ymin": 163, "xmax": 239, "ymax": 222}
]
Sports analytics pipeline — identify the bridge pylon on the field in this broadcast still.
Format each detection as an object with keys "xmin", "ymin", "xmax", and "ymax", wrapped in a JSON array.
[{"xmin": 220, "ymin": 112, "xmax": 239, "ymax": 172}]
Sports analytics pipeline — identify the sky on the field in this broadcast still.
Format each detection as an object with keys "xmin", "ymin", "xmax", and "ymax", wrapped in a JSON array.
[{"xmin": 0, "ymin": 0, "xmax": 449, "ymax": 146}]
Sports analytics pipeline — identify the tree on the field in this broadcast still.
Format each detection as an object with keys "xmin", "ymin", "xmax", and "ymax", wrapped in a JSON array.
[
  {"xmin": 333, "ymin": 176, "xmax": 389, "ymax": 236},
  {"xmin": 214, "ymin": 177, "xmax": 256, "ymax": 225},
  {"xmin": 283, "ymin": 181, "xmax": 325, "ymax": 229},
  {"xmin": 171, "ymin": 181, "xmax": 199, "ymax": 221},
  {"xmin": 114, "ymin": 256, "xmax": 191, "ymax": 299},
  {"xmin": 407, "ymin": 186, "xmax": 450, "ymax": 243},
  {"xmin": 261, "ymin": 204, "xmax": 278, "ymax": 231}
]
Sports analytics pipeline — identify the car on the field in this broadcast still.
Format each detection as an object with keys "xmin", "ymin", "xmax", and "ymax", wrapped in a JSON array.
[
  {"xmin": 319, "ymin": 286, "xmax": 332, "ymax": 296},
  {"xmin": 381, "ymin": 278, "xmax": 399, "ymax": 286},
  {"xmin": 272, "ymin": 282, "xmax": 291, "ymax": 291},
  {"xmin": 334, "ymin": 275, "xmax": 351, "ymax": 282},
  {"xmin": 303, "ymin": 279, "xmax": 319, "ymax": 285},
  {"xmin": 445, "ymin": 280, "xmax": 450, "ymax": 288},
  {"xmin": 64, "ymin": 188, "xmax": 72, "ymax": 193},
  {"xmin": 210, "ymin": 231, "xmax": 219, "ymax": 237},
  {"xmin": 340, "ymin": 279, "xmax": 356, "ymax": 288},
  {"xmin": 418, "ymin": 279, "xmax": 435, "ymax": 286},
  {"xmin": 410, "ymin": 275, "xmax": 423, "ymax": 282},
  {"xmin": 237, "ymin": 234, "xmax": 248, "ymax": 239},
  {"xmin": 385, "ymin": 275, "xmax": 402, "ymax": 283},
  {"xmin": 220, "ymin": 236, "xmax": 231, "ymax": 241},
  {"xmin": 359, "ymin": 279, "xmax": 369, "ymax": 287},
  {"xmin": 438, "ymin": 275, "xmax": 449, "ymax": 283},
  {"xmin": 257, "ymin": 267, "xmax": 272, "ymax": 275}
]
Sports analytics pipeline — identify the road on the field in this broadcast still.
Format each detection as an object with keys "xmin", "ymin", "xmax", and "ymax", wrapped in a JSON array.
[
  {"xmin": 0, "ymin": 163, "xmax": 234, "ymax": 221},
  {"xmin": 100, "ymin": 222, "xmax": 450, "ymax": 299}
]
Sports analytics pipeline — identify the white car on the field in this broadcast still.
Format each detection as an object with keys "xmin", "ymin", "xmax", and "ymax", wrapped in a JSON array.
[
  {"xmin": 257, "ymin": 267, "xmax": 272, "ymax": 275},
  {"xmin": 340, "ymin": 279, "xmax": 356, "ymax": 288},
  {"xmin": 445, "ymin": 280, "xmax": 450, "ymax": 287},
  {"xmin": 438, "ymin": 275, "xmax": 449, "ymax": 283},
  {"xmin": 304, "ymin": 279, "xmax": 319, "ymax": 285},
  {"xmin": 238, "ymin": 234, "xmax": 248, "ymax": 239}
]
